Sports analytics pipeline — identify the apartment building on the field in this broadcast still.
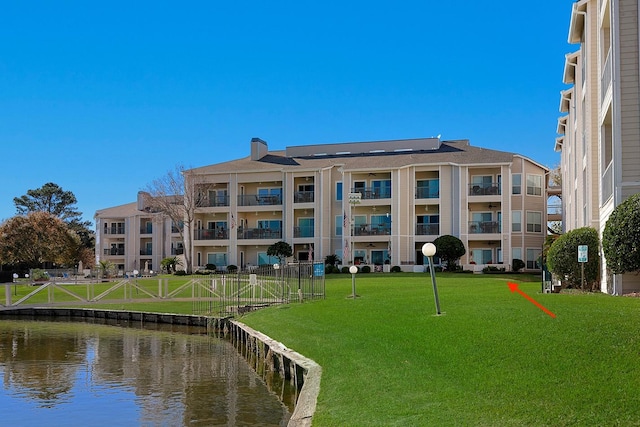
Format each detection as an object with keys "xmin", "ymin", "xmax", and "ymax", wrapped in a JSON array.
[
  {"xmin": 556, "ymin": 0, "xmax": 640, "ymax": 294},
  {"xmin": 178, "ymin": 137, "xmax": 548, "ymax": 273},
  {"xmin": 94, "ymin": 195, "xmax": 184, "ymax": 276}
]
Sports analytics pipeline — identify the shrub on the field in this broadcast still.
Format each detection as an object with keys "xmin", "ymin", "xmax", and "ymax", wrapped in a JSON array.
[
  {"xmin": 602, "ymin": 193, "xmax": 640, "ymax": 274},
  {"xmin": 341, "ymin": 266, "xmax": 351, "ymax": 274},
  {"xmin": 226, "ymin": 265, "xmax": 238, "ymax": 273},
  {"xmin": 433, "ymin": 235, "xmax": 466, "ymax": 271},
  {"xmin": 391, "ymin": 265, "xmax": 402, "ymax": 273},
  {"xmin": 325, "ymin": 265, "xmax": 334, "ymax": 274},
  {"xmin": 547, "ymin": 227, "xmax": 600, "ymax": 290},
  {"xmin": 205, "ymin": 263, "xmax": 216, "ymax": 271},
  {"xmin": 512, "ymin": 259, "xmax": 525, "ymax": 272},
  {"xmin": 361, "ymin": 265, "xmax": 371, "ymax": 273},
  {"xmin": 174, "ymin": 269, "xmax": 186, "ymax": 276}
]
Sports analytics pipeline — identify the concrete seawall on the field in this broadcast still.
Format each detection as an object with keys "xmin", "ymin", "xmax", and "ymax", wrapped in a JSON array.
[{"xmin": 0, "ymin": 307, "xmax": 320, "ymax": 427}]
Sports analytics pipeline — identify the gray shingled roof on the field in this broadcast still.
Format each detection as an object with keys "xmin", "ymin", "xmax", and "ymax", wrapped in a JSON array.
[{"xmin": 188, "ymin": 139, "xmax": 522, "ymax": 175}]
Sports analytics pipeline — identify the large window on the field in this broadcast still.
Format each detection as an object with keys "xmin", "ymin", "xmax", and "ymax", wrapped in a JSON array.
[
  {"xmin": 526, "ymin": 248, "xmax": 541, "ymax": 269},
  {"xmin": 526, "ymin": 174, "xmax": 542, "ymax": 196},
  {"xmin": 335, "ymin": 215, "xmax": 342, "ymax": 236},
  {"xmin": 336, "ymin": 181, "xmax": 343, "ymax": 201},
  {"xmin": 207, "ymin": 252, "xmax": 227, "ymax": 267},
  {"xmin": 257, "ymin": 252, "xmax": 277, "ymax": 266},
  {"xmin": 526, "ymin": 211, "xmax": 542, "ymax": 233},
  {"xmin": 416, "ymin": 179, "xmax": 439, "ymax": 198},
  {"xmin": 512, "ymin": 174, "xmax": 521, "ymax": 195},
  {"xmin": 371, "ymin": 180, "xmax": 392, "ymax": 198},
  {"xmin": 512, "ymin": 211, "xmax": 522, "ymax": 232},
  {"xmin": 471, "ymin": 249, "xmax": 493, "ymax": 264}
]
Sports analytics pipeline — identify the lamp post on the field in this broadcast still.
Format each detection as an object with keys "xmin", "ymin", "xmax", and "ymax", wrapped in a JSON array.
[
  {"xmin": 349, "ymin": 265, "xmax": 359, "ymax": 298},
  {"xmin": 422, "ymin": 243, "xmax": 442, "ymax": 315}
]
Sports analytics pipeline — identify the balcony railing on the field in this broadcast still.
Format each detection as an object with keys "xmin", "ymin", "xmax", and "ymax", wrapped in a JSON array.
[
  {"xmin": 416, "ymin": 223, "xmax": 440, "ymax": 235},
  {"xmin": 294, "ymin": 226, "xmax": 314, "ymax": 238},
  {"xmin": 469, "ymin": 183, "xmax": 501, "ymax": 196},
  {"xmin": 237, "ymin": 228, "xmax": 282, "ymax": 239},
  {"xmin": 140, "ymin": 249, "xmax": 153, "ymax": 255},
  {"xmin": 205, "ymin": 195, "xmax": 230, "ymax": 207},
  {"xmin": 351, "ymin": 187, "xmax": 391, "ymax": 200},
  {"xmin": 353, "ymin": 224, "xmax": 391, "ymax": 236},
  {"xmin": 103, "ymin": 248, "xmax": 125, "ymax": 256},
  {"xmin": 469, "ymin": 221, "xmax": 501, "ymax": 234},
  {"xmin": 140, "ymin": 226, "xmax": 153, "ymax": 234},
  {"xmin": 294, "ymin": 191, "xmax": 314, "ymax": 203},
  {"xmin": 415, "ymin": 185, "xmax": 439, "ymax": 199},
  {"xmin": 194, "ymin": 229, "xmax": 229, "ymax": 240},
  {"xmin": 238, "ymin": 194, "xmax": 282, "ymax": 206},
  {"xmin": 104, "ymin": 227, "xmax": 125, "ymax": 235},
  {"xmin": 171, "ymin": 247, "xmax": 184, "ymax": 255}
]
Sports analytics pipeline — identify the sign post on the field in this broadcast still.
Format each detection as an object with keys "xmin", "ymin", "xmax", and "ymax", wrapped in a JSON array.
[{"xmin": 578, "ymin": 245, "xmax": 588, "ymax": 289}]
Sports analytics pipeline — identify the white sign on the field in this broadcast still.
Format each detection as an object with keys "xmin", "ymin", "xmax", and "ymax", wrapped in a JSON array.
[{"xmin": 578, "ymin": 245, "xmax": 588, "ymax": 263}]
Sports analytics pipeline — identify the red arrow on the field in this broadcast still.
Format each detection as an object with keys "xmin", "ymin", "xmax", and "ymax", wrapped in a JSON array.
[{"xmin": 508, "ymin": 282, "xmax": 556, "ymax": 318}]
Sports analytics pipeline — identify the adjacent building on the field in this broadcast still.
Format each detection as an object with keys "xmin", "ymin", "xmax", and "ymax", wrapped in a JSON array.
[{"xmin": 556, "ymin": 0, "xmax": 640, "ymax": 294}]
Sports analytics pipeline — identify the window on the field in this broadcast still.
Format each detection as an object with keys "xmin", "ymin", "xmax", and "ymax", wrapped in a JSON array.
[
  {"xmin": 257, "ymin": 220, "xmax": 282, "ymax": 230},
  {"xmin": 371, "ymin": 179, "xmax": 391, "ymax": 198},
  {"xmin": 417, "ymin": 179, "xmax": 439, "ymax": 198},
  {"xmin": 526, "ymin": 211, "xmax": 542, "ymax": 233},
  {"xmin": 471, "ymin": 249, "xmax": 493, "ymax": 264},
  {"xmin": 335, "ymin": 215, "xmax": 342, "ymax": 236},
  {"xmin": 297, "ymin": 218, "xmax": 314, "ymax": 238},
  {"xmin": 526, "ymin": 248, "xmax": 541, "ymax": 269},
  {"xmin": 512, "ymin": 211, "xmax": 522, "ymax": 232},
  {"xmin": 336, "ymin": 182, "xmax": 343, "ymax": 201},
  {"xmin": 512, "ymin": 248, "xmax": 522, "ymax": 264},
  {"xmin": 512, "ymin": 174, "xmax": 521, "ymax": 195},
  {"xmin": 207, "ymin": 253, "xmax": 227, "ymax": 267},
  {"xmin": 526, "ymin": 174, "xmax": 542, "ymax": 196},
  {"xmin": 257, "ymin": 252, "xmax": 277, "ymax": 266}
]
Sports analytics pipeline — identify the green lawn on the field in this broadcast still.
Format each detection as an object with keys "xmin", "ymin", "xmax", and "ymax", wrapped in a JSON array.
[{"xmin": 239, "ymin": 273, "xmax": 640, "ymax": 426}]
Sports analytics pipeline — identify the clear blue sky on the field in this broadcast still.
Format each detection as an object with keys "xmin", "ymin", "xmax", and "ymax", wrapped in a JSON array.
[{"xmin": 1, "ymin": 1, "xmax": 575, "ymax": 225}]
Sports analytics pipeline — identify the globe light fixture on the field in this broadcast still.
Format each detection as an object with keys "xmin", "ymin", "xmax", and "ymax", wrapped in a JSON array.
[{"xmin": 422, "ymin": 243, "xmax": 442, "ymax": 315}]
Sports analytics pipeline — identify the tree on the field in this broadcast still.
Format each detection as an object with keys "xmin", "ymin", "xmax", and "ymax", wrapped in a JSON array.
[
  {"xmin": 161, "ymin": 256, "xmax": 183, "ymax": 274},
  {"xmin": 547, "ymin": 227, "xmax": 600, "ymax": 290},
  {"xmin": 0, "ymin": 211, "xmax": 79, "ymax": 268},
  {"xmin": 433, "ymin": 235, "xmax": 466, "ymax": 270},
  {"xmin": 13, "ymin": 182, "xmax": 95, "ymax": 256},
  {"xmin": 267, "ymin": 241, "xmax": 293, "ymax": 265},
  {"xmin": 324, "ymin": 254, "xmax": 340, "ymax": 266},
  {"xmin": 602, "ymin": 193, "xmax": 640, "ymax": 274},
  {"xmin": 143, "ymin": 165, "xmax": 211, "ymax": 274}
]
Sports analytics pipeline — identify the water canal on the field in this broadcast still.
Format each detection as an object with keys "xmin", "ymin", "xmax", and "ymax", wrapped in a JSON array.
[{"xmin": 0, "ymin": 317, "xmax": 293, "ymax": 426}]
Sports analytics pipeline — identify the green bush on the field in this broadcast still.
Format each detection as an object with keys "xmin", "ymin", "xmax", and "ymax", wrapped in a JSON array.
[
  {"xmin": 361, "ymin": 265, "xmax": 371, "ymax": 273},
  {"xmin": 391, "ymin": 265, "xmax": 402, "ymax": 273},
  {"xmin": 547, "ymin": 227, "xmax": 600, "ymax": 290},
  {"xmin": 226, "ymin": 265, "xmax": 238, "ymax": 273},
  {"xmin": 341, "ymin": 266, "xmax": 351, "ymax": 274},
  {"xmin": 174, "ymin": 269, "xmax": 186, "ymax": 276},
  {"xmin": 205, "ymin": 263, "xmax": 216, "ymax": 271},
  {"xmin": 602, "ymin": 193, "xmax": 640, "ymax": 274},
  {"xmin": 512, "ymin": 259, "xmax": 525, "ymax": 272}
]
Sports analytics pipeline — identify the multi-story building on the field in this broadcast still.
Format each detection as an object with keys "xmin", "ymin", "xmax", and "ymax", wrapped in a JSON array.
[
  {"xmin": 179, "ymin": 137, "xmax": 548, "ymax": 272},
  {"xmin": 94, "ymin": 194, "xmax": 184, "ymax": 276},
  {"xmin": 556, "ymin": 0, "xmax": 640, "ymax": 294}
]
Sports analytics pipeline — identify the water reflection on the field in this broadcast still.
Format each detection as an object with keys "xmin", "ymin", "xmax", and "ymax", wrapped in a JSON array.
[{"xmin": 0, "ymin": 319, "xmax": 291, "ymax": 426}]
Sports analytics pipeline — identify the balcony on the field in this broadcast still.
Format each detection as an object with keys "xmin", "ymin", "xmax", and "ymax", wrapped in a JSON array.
[
  {"xmin": 353, "ymin": 224, "xmax": 391, "ymax": 236},
  {"xmin": 415, "ymin": 184, "xmax": 439, "ymax": 199},
  {"xmin": 195, "ymin": 228, "xmax": 229, "ymax": 240},
  {"xmin": 469, "ymin": 183, "xmax": 501, "ymax": 196},
  {"xmin": 351, "ymin": 187, "xmax": 391, "ymax": 200},
  {"xmin": 103, "ymin": 248, "xmax": 125, "ymax": 256},
  {"xmin": 104, "ymin": 227, "xmax": 125, "ymax": 235},
  {"xmin": 237, "ymin": 228, "xmax": 282, "ymax": 239},
  {"xmin": 294, "ymin": 191, "xmax": 314, "ymax": 203},
  {"xmin": 469, "ymin": 221, "xmax": 500, "ymax": 234},
  {"xmin": 206, "ymin": 195, "xmax": 230, "ymax": 207},
  {"xmin": 140, "ymin": 249, "xmax": 153, "ymax": 255},
  {"xmin": 171, "ymin": 247, "xmax": 184, "ymax": 255},
  {"xmin": 294, "ymin": 226, "xmax": 314, "ymax": 238},
  {"xmin": 238, "ymin": 194, "xmax": 282, "ymax": 207},
  {"xmin": 416, "ymin": 223, "xmax": 439, "ymax": 235}
]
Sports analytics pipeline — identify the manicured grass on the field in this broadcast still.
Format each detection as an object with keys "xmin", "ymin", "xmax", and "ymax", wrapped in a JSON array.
[{"xmin": 240, "ymin": 273, "xmax": 640, "ymax": 426}]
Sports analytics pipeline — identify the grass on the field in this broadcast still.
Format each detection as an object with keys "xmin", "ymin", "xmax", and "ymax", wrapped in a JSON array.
[
  {"xmin": 239, "ymin": 273, "xmax": 640, "ymax": 426},
  {"xmin": 6, "ymin": 272, "xmax": 640, "ymax": 425}
]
